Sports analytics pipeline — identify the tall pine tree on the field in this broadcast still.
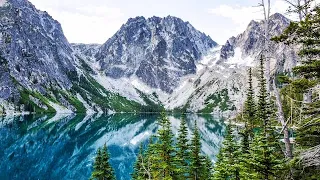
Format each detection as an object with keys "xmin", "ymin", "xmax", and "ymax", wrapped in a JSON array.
[
  {"xmin": 246, "ymin": 55, "xmax": 285, "ymax": 180},
  {"xmin": 132, "ymin": 144, "xmax": 147, "ymax": 180},
  {"xmin": 151, "ymin": 112, "xmax": 177, "ymax": 179},
  {"xmin": 189, "ymin": 120, "xmax": 202, "ymax": 179},
  {"xmin": 213, "ymin": 124, "xmax": 241, "ymax": 180},
  {"xmin": 176, "ymin": 114, "xmax": 190, "ymax": 179},
  {"xmin": 91, "ymin": 144, "xmax": 115, "ymax": 180},
  {"xmin": 272, "ymin": 5, "xmax": 320, "ymax": 178}
]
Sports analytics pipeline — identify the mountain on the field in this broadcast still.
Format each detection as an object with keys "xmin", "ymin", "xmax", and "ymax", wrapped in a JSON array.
[
  {"xmin": 0, "ymin": 0, "xmax": 298, "ymax": 116},
  {"xmin": 95, "ymin": 16, "xmax": 217, "ymax": 93},
  {"xmin": 219, "ymin": 13, "xmax": 297, "ymax": 71},
  {"xmin": 164, "ymin": 13, "xmax": 298, "ymax": 114},
  {"xmin": 0, "ymin": 0, "xmax": 152, "ymax": 115},
  {"xmin": 0, "ymin": 0, "xmax": 75, "ymax": 96},
  {"xmin": 67, "ymin": 12, "xmax": 298, "ymax": 115}
]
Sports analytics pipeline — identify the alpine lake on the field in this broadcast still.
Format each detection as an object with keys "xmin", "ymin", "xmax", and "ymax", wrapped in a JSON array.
[{"xmin": 0, "ymin": 113, "xmax": 226, "ymax": 180}]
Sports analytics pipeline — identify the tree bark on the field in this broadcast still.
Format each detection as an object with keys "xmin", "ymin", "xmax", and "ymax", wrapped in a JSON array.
[
  {"xmin": 273, "ymin": 79, "xmax": 293, "ymax": 158},
  {"xmin": 297, "ymin": 0, "xmax": 303, "ymax": 20},
  {"xmin": 262, "ymin": 0, "xmax": 271, "ymax": 92}
]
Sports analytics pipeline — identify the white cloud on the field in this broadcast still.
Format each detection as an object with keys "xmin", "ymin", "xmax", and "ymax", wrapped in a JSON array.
[{"xmin": 29, "ymin": 0, "xmax": 125, "ymax": 44}]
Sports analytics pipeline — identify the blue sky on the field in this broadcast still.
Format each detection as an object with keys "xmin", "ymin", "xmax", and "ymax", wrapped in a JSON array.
[{"xmin": 29, "ymin": 0, "xmax": 291, "ymax": 44}]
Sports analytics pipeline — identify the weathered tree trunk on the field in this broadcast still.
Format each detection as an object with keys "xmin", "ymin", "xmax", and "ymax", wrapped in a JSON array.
[
  {"xmin": 304, "ymin": 0, "xmax": 309, "ymax": 15},
  {"xmin": 262, "ymin": 0, "xmax": 271, "ymax": 92},
  {"xmin": 297, "ymin": 0, "xmax": 303, "ymax": 20},
  {"xmin": 273, "ymin": 79, "xmax": 293, "ymax": 158}
]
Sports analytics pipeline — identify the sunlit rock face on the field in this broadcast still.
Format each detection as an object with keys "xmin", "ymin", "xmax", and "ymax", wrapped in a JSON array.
[
  {"xmin": 219, "ymin": 13, "xmax": 297, "ymax": 71},
  {"xmin": 95, "ymin": 16, "xmax": 217, "ymax": 93},
  {"xmin": 0, "ymin": 0, "xmax": 77, "ymax": 101}
]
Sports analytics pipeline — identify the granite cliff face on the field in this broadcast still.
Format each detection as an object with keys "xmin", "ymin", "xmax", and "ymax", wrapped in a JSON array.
[
  {"xmin": 219, "ymin": 13, "xmax": 297, "ymax": 71},
  {"xmin": 95, "ymin": 16, "xmax": 217, "ymax": 93},
  {"xmin": 0, "ymin": 0, "xmax": 76, "ymax": 95}
]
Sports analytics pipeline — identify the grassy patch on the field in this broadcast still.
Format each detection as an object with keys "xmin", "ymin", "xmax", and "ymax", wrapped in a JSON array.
[
  {"xmin": 72, "ymin": 74, "xmax": 145, "ymax": 112},
  {"xmin": 199, "ymin": 88, "xmax": 232, "ymax": 113}
]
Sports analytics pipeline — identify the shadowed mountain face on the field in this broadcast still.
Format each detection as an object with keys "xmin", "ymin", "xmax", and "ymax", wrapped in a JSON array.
[
  {"xmin": 95, "ymin": 16, "xmax": 217, "ymax": 93},
  {"xmin": 0, "ymin": 114, "xmax": 225, "ymax": 180}
]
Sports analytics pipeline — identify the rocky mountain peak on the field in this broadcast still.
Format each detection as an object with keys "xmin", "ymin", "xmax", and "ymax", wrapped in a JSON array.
[
  {"xmin": 95, "ymin": 15, "xmax": 217, "ymax": 93},
  {"xmin": 219, "ymin": 13, "xmax": 295, "ymax": 69}
]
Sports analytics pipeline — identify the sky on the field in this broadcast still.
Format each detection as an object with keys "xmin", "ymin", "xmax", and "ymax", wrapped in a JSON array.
[{"xmin": 28, "ymin": 0, "xmax": 293, "ymax": 45}]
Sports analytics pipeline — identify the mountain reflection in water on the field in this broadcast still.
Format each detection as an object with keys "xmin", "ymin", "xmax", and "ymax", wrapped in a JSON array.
[{"xmin": 0, "ymin": 113, "xmax": 225, "ymax": 180}]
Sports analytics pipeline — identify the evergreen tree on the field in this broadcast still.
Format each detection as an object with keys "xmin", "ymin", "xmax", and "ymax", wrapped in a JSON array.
[
  {"xmin": 132, "ymin": 144, "xmax": 146, "ymax": 180},
  {"xmin": 151, "ymin": 112, "xmax": 177, "ymax": 179},
  {"xmin": 246, "ymin": 56, "xmax": 285, "ymax": 180},
  {"xmin": 91, "ymin": 144, "xmax": 115, "ymax": 180},
  {"xmin": 212, "ymin": 124, "xmax": 241, "ymax": 180},
  {"xmin": 91, "ymin": 148, "xmax": 103, "ymax": 180},
  {"xmin": 272, "ymin": 5, "xmax": 320, "ymax": 178},
  {"xmin": 257, "ymin": 55, "xmax": 271, "ymax": 132},
  {"xmin": 176, "ymin": 114, "xmax": 190, "ymax": 179},
  {"xmin": 189, "ymin": 120, "xmax": 206, "ymax": 180},
  {"xmin": 247, "ymin": 131, "xmax": 285, "ymax": 180},
  {"xmin": 201, "ymin": 155, "xmax": 213, "ymax": 179},
  {"xmin": 244, "ymin": 67, "xmax": 257, "ymax": 131}
]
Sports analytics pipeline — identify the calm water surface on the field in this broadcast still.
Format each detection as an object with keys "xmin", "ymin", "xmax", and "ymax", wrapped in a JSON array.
[{"xmin": 0, "ymin": 113, "xmax": 226, "ymax": 180}]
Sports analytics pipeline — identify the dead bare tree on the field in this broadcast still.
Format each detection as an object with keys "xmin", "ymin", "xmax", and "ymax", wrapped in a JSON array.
[
  {"xmin": 259, "ymin": 0, "xmax": 272, "ymax": 92},
  {"xmin": 273, "ymin": 79, "xmax": 293, "ymax": 158},
  {"xmin": 259, "ymin": 0, "xmax": 294, "ymax": 159},
  {"xmin": 284, "ymin": 0, "xmax": 303, "ymax": 20}
]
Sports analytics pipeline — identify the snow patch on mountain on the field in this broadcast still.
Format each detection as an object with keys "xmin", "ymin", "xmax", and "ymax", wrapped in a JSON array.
[
  {"xmin": 226, "ymin": 48, "xmax": 254, "ymax": 66},
  {"xmin": 93, "ymin": 73, "xmax": 146, "ymax": 104},
  {"xmin": 76, "ymin": 93, "xmax": 95, "ymax": 114},
  {"xmin": 49, "ymin": 101, "xmax": 73, "ymax": 114}
]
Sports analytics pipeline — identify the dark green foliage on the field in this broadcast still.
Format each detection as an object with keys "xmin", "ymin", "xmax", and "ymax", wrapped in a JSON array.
[
  {"xmin": 132, "ymin": 114, "xmax": 212, "ymax": 180},
  {"xmin": 189, "ymin": 120, "xmax": 203, "ymax": 179},
  {"xmin": 201, "ymin": 156, "xmax": 213, "ymax": 179},
  {"xmin": 72, "ymin": 74, "xmax": 149, "ymax": 113},
  {"xmin": 246, "ymin": 56, "xmax": 286, "ymax": 179},
  {"xmin": 152, "ymin": 112, "xmax": 177, "ymax": 179},
  {"xmin": 90, "ymin": 144, "xmax": 115, "ymax": 180},
  {"xmin": 213, "ymin": 125, "xmax": 241, "ymax": 180},
  {"xmin": 213, "ymin": 57, "xmax": 287, "ymax": 179},
  {"xmin": 201, "ymin": 88, "xmax": 231, "ymax": 113},
  {"xmin": 257, "ymin": 55, "xmax": 271, "ymax": 130},
  {"xmin": 175, "ymin": 115, "xmax": 190, "ymax": 178},
  {"xmin": 132, "ymin": 144, "xmax": 147, "ymax": 180},
  {"xmin": 76, "ymin": 55, "xmax": 95, "ymax": 74},
  {"xmin": 247, "ymin": 131, "xmax": 286, "ymax": 180},
  {"xmin": 272, "ymin": 5, "xmax": 320, "ymax": 178},
  {"xmin": 135, "ymin": 89, "xmax": 164, "ymax": 113},
  {"xmin": 19, "ymin": 88, "xmax": 56, "ymax": 113},
  {"xmin": 243, "ymin": 67, "xmax": 257, "ymax": 137}
]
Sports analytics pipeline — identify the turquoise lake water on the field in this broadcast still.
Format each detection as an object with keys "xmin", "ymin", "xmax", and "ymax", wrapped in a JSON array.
[{"xmin": 0, "ymin": 113, "xmax": 226, "ymax": 180}]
